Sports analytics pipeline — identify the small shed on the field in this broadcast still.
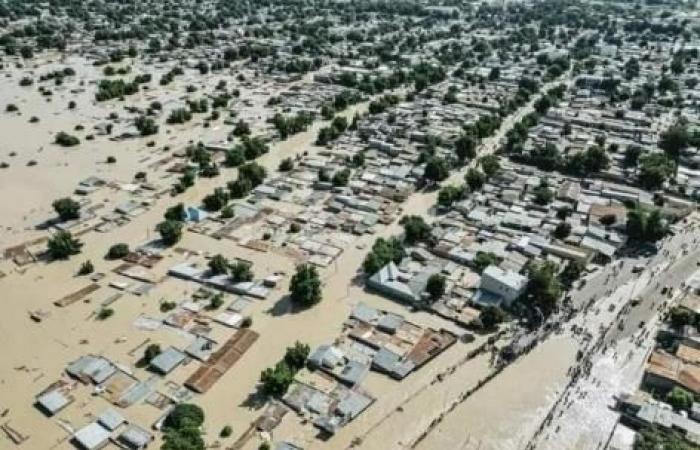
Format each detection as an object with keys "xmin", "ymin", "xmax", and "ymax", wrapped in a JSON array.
[
  {"xmin": 97, "ymin": 408, "xmax": 125, "ymax": 431},
  {"xmin": 36, "ymin": 389, "xmax": 71, "ymax": 416}
]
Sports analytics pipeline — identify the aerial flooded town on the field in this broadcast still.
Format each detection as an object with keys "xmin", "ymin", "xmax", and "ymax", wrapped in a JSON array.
[{"xmin": 1, "ymin": 0, "xmax": 700, "ymax": 449}]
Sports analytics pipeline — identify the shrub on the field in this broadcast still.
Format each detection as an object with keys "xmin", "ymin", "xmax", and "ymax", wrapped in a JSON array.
[
  {"xmin": 97, "ymin": 308, "xmax": 114, "ymax": 320},
  {"xmin": 52, "ymin": 197, "xmax": 81, "ymax": 221},
  {"xmin": 107, "ymin": 243, "xmax": 130, "ymax": 259},
  {"xmin": 78, "ymin": 260, "xmax": 94, "ymax": 275},
  {"xmin": 55, "ymin": 132, "xmax": 80, "ymax": 147},
  {"xmin": 47, "ymin": 231, "xmax": 82, "ymax": 259}
]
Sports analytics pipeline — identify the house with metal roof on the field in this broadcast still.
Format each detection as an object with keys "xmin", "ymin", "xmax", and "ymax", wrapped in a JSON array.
[
  {"xmin": 66, "ymin": 356, "xmax": 116, "ymax": 384},
  {"xmin": 118, "ymin": 424, "xmax": 153, "ymax": 449},
  {"xmin": 72, "ymin": 422, "xmax": 111, "ymax": 450},
  {"xmin": 149, "ymin": 347, "xmax": 186, "ymax": 375},
  {"xmin": 479, "ymin": 265, "xmax": 527, "ymax": 304},
  {"xmin": 97, "ymin": 408, "xmax": 125, "ymax": 431},
  {"xmin": 35, "ymin": 389, "xmax": 73, "ymax": 416}
]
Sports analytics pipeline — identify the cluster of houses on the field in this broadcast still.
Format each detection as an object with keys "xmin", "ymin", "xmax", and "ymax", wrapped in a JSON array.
[
  {"xmin": 282, "ymin": 303, "xmax": 456, "ymax": 435},
  {"xmin": 613, "ymin": 271, "xmax": 700, "ymax": 446}
]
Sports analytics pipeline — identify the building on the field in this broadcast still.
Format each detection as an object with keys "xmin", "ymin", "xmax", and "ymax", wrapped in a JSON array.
[
  {"xmin": 478, "ymin": 265, "xmax": 527, "ymax": 304},
  {"xmin": 366, "ymin": 262, "xmax": 439, "ymax": 304}
]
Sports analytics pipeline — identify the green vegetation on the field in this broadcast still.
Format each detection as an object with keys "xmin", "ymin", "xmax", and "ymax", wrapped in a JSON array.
[
  {"xmin": 78, "ymin": 260, "xmax": 94, "ymax": 275},
  {"xmin": 473, "ymin": 252, "xmax": 501, "ymax": 273},
  {"xmin": 106, "ymin": 243, "xmax": 130, "ymax": 259},
  {"xmin": 523, "ymin": 261, "xmax": 562, "ymax": 317},
  {"xmin": 97, "ymin": 307, "xmax": 114, "ymax": 320},
  {"xmin": 633, "ymin": 425, "xmax": 695, "ymax": 450},
  {"xmin": 208, "ymin": 254, "xmax": 229, "ymax": 275},
  {"xmin": 426, "ymin": 274, "xmax": 446, "ymax": 301},
  {"xmin": 47, "ymin": 231, "xmax": 82, "ymax": 259},
  {"xmin": 162, "ymin": 404, "xmax": 205, "ymax": 450},
  {"xmin": 54, "ymin": 131, "xmax": 80, "ymax": 147},
  {"xmin": 626, "ymin": 208, "xmax": 667, "ymax": 243},
  {"xmin": 480, "ymin": 305, "xmax": 506, "ymax": 330},
  {"xmin": 423, "ymin": 156, "xmax": 449, "ymax": 182},
  {"xmin": 135, "ymin": 115, "xmax": 158, "ymax": 136},
  {"xmin": 400, "ymin": 215, "xmax": 431, "ymax": 244},
  {"xmin": 260, "ymin": 342, "xmax": 310, "ymax": 397},
  {"xmin": 363, "ymin": 237, "xmax": 405, "ymax": 276},
  {"xmin": 52, "ymin": 197, "xmax": 80, "ymax": 221},
  {"xmin": 289, "ymin": 264, "xmax": 322, "ymax": 307},
  {"xmin": 157, "ymin": 220, "xmax": 183, "ymax": 246}
]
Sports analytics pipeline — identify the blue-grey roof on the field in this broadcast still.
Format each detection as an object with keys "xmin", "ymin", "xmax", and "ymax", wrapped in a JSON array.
[
  {"xmin": 309, "ymin": 345, "xmax": 345, "ymax": 369},
  {"xmin": 377, "ymin": 312, "xmax": 404, "ymax": 334},
  {"xmin": 350, "ymin": 302, "xmax": 379, "ymax": 324},
  {"xmin": 118, "ymin": 377, "xmax": 157, "ymax": 407},
  {"xmin": 336, "ymin": 390, "xmax": 372, "ymax": 419},
  {"xmin": 73, "ymin": 422, "xmax": 110, "ymax": 450},
  {"xmin": 372, "ymin": 347, "xmax": 401, "ymax": 373},
  {"xmin": 118, "ymin": 424, "xmax": 153, "ymax": 448},
  {"xmin": 36, "ymin": 390, "xmax": 70, "ymax": 415},
  {"xmin": 338, "ymin": 360, "xmax": 369, "ymax": 386},
  {"xmin": 97, "ymin": 408, "xmax": 125, "ymax": 430},
  {"xmin": 306, "ymin": 391, "xmax": 332, "ymax": 414},
  {"xmin": 150, "ymin": 347, "xmax": 186, "ymax": 374},
  {"xmin": 66, "ymin": 355, "xmax": 116, "ymax": 384}
]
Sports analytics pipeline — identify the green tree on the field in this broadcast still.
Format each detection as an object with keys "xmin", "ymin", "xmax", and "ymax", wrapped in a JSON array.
[
  {"xmin": 289, "ymin": 264, "xmax": 322, "ymax": 307},
  {"xmin": 107, "ymin": 243, "xmax": 130, "ymax": 259},
  {"xmin": 454, "ymin": 134, "xmax": 477, "ymax": 162},
  {"xmin": 423, "ymin": 157, "xmax": 449, "ymax": 182},
  {"xmin": 143, "ymin": 344, "xmax": 161, "ymax": 364},
  {"xmin": 47, "ymin": 231, "xmax": 82, "ymax": 259},
  {"xmin": 479, "ymin": 155, "xmax": 500, "ymax": 177},
  {"xmin": 533, "ymin": 185, "xmax": 554, "ymax": 205},
  {"xmin": 164, "ymin": 404, "xmax": 205, "ymax": 430},
  {"xmin": 283, "ymin": 342, "xmax": 310, "ymax": 371},
  {"xmin": 164, "ymin": 203, "xmax": 186, "ymax": 222},
  {"xmin": 473, "ymin": 252, "xmax": 501, "ymax": 273},
  {"xmin": 623, "ymin": 145, "xmax": 643, "ymax": 168},
  {"xmin": 52, "ymin": 197, "xmax": 81, "ymax": 221},
  {"xmin": 438, "ymin": 185, "xmax": 462, "ymax": 207},
  {"xmin": 362, "ymin": 237, "xmax": 405, "ymax": 275},
  {"xmin": 480, "ymin": 305, "xmax": 506, "ymax": 329},
  {"xmin": 669, "ymin": 306, "xmax": 695, "ymax": 330},
  {"xmin": 209, "ymin": 254, "xmax": 229, "ymax": 275},
  {"xmin": 634, "ymin": 425, "xmax": 694, "ymax": 450},
  {"xmin": 426, "ymin": 274, "xmax": 446, "ymax": 301},
  {"xmin": 78, "ymin": 260, "xmax": 94, "ymax": 275},
  {"xmin": 524, "ymin": 261, "xmax": 562, "ymax": 316},
  {"xmin": 54, "ymin": 131, "xmax": 80, "ymax": 146},
  {"xmin": 162, "ymin": 426, "xmax": 205, "ymax": 450},
  {"xmin": 659, "ymin": 124, "xmax": 688, "ymax": 163},
  {"xmin": 157, "ymin": 220, "xmax": 183, "ymax": 246},
  {"xmin": 558, "ymin": 260, "xmax": 585, "ymax": 289},
  {"xmin": 465, "ymin": 168, "xmax": 486, "ymax": 191},
  {"xmin": 260, "ymin": 361, "xmax": 294, "ymax": 397},
  {"xmin": 224, "ymin": 147, "xmax": 245, "ymax": 167},
  {"xmin": 230, "ymin": 261, "xmax": 253, "ymax": 282},
  {"xmin": 666, "ymin": 386, "xmax": 694, "ymax": 411},
  {"xmin": 639, "ymin": 153, "xmax": 674, "ymax": 190},
  {"xmin": 401, "ymin": 215, "xmax": 431, "ymax": 244},
  {"xmin": 278, "ymin": 158, "xmax": 294, "ymax": 172},
  {"xmin": 202, "ymin": 187, "xmax": 229, "ymax": 211},
  {"xmin": 553, "ymin": 222, "xmax": 571, "ymax": 239}
]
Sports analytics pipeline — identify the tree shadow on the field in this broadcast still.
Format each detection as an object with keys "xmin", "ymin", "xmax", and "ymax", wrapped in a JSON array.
[
  {"xmin": 239, "ymin": 387, "xmax": 267, "ymax": 411},
  {"xmin": 264, "ymin": 294, "xmax": 310, "ymax": 317}
]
